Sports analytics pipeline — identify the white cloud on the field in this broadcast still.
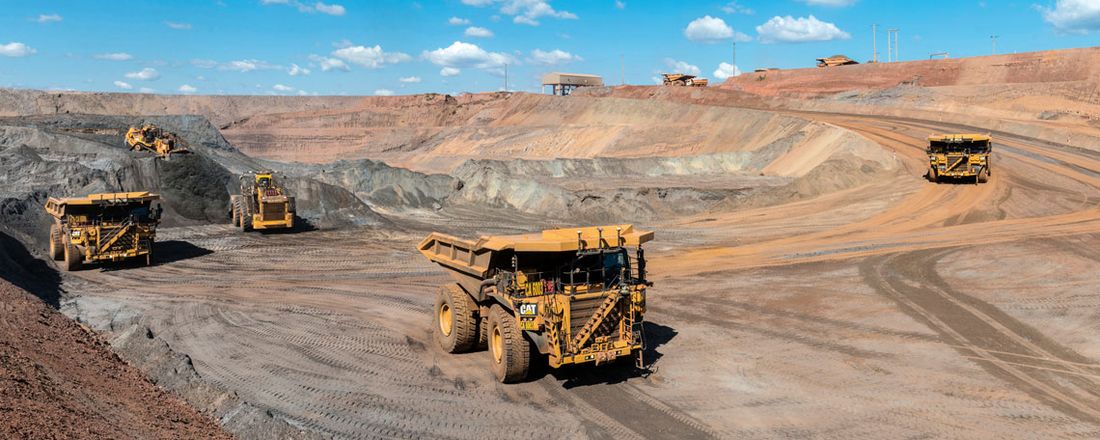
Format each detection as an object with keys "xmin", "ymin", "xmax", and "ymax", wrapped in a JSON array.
[
  {"xmin": 1039, "ymin": 0, "xmax": 1100, "ymax": 33},
  {"xmin": 309, "ymin": 55, "xmax": 350, "ymax": 71},
  {"xmin": 399, "ymin": 76, "xmax": 422, "ymax": 83},
  {"xmin": 36, "ymin": 14, "xmax": 62, "ymax": 23},
  {"xmin": 221, "ymin": 59, "xmax": 282, "ymax": 72},
  {"xmin": 0, "ymin": 42, "xmax": 36, "ymax": 57},
  {"xmin": 528, "ymin": 48, "xmax": 581, "ymax": 65},
  {"xmin": 799, "ymin": 0, "xmax": 856, "ymax": 6},
  {"xmin": 165, "ymin": 21, "xmax": 191, "ymax": 30},
  {"xmin": 332, "ymin": 45, "xmax": 411, "ymax": 68},
  {"xmin": 113, "ymin": 80, "xmax": 133, "ymax": 90},
  {"xmin": 721, "ymin": 1, "xmax": 753, "ymax": 14},
  {"xmin": 615, "ymin": 1, "xmax": 626, "ymax": 9},
  {"xmin": 756, "ymin": 15, "xmax": 850, "ymax": 43},
  {"xmin": 423, "ymin": 41, "xmax": 514, "ymax": 71},
  {"xmin": 465, "ymin": 26, "xmax": 494, "ymax": 37},
  {"xmin": 94, "ymin": 52, "xmax": 133, "ymax": 61},
  {"xmin": 273, "ymin": 84, "xmax": 295, "ymax": 92},
  {"xmin": 374, "ymin": 89, "xmax": 395, "ymax": 96},
  {"xmin": 460, "ymin": 0, "xmax": 577, "ymax": 26},
  {"xmin": 664, "ymin": 59, "xmax": 701, "ymax": 76},
  {"xmin": 124, "ymin": 68, "xmax": 160, "ymax": 80},
  {"xmin": 288, "ymin": 63, "xmax": 311, "ymax": 76},
  {"xmin": 685, "ymin": 15, "xmax": 752, "ymax": 43},
  {"xmin": 314, "ymin": 2, "xmax": 346, "ymax": 15},
  {"xmin": 178, "ymin": 84, "xmax": 198, "ymax": 93},
  {"xmin": 713, "ymin": 62, "xmax": 741, "ymax": 80},
  {"xmin": 440, "ymin": 67, "xmax": 461, "ymax": 76},
  {"xmin": 448, "ymin": 16, "xmax": 471, "ymax": 25}
]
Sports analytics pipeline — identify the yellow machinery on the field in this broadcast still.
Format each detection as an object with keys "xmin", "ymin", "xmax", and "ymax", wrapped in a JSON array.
[
  {"xmin": 927, "ymin": 134, "xmax": 992, "ymax": 183},
  {"xmin": 230, "ymin": 171, "xmax": 295, "ymax": 231},
  {"xmin": 418, "ymin": 225, "xmax": 654, "ymax": 383},
  {"xmin": 44, "ymin": 192, "xmax": 162, "ymax": 271},
  {"xmin": 661, "ymin": 73, "xmax": 708, "ymax": 87},
  {"xmin": 124, "ymin": 124, "xmax": 189, "ymax": 159},
  {"xmin": 816, "ymin": 55, "xmax": 859, "ymax": 68}
]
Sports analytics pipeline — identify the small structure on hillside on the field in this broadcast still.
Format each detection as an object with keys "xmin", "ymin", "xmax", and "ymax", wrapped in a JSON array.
[{"xmin": 541, "ymin": 72, "xmax": 604, "ymax": 96}]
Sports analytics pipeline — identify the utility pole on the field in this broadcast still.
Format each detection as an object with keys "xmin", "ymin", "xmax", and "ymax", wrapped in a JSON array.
[
  {"xmin": 991, "ymin": 35, "xmax": 999, "ymax": 55},
  {"xmin": 732, "ymin": 41, "xmax": 737, "ymax": 76},
  {"xmin": 887, "ymin": 28, "xmax": 898, "ymax": 62},
  {"xmin": 872, "ymin": 24, "xmax": 878, "ymax": 63}
]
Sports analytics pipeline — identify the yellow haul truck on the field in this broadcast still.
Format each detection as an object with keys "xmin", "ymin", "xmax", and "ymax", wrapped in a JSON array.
[
  {"xmin": 418, "ymin": 225, "xmax": 653, "ymax": 383},
  {"xmin": 927, "ymin": 134, "xmax": 992, "ymax": 184},
  {"xmin": 230, "ymin": 171, "xmax": 295, "ymax": 232},
  {"xmin": 45, "ymin": 192, "xmax": 162, "ymax": 271}
]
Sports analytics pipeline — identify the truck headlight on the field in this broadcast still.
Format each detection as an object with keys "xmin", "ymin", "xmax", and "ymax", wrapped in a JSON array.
[{"xmin": 70, "ymin": 231, "xmax": 80, "ymax": 238}]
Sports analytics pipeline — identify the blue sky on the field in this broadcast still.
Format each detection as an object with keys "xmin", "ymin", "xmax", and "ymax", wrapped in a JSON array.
[{"xmin": 0, "ymin": 0, "xmax": 1097, "ymax": 96}]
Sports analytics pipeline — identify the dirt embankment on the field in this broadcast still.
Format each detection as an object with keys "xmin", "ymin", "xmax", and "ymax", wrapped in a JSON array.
[
  {"xmin": 720, "ymin": 46, "xmax": 1100, "ymax": 97},
  {"xmin": 0, "ymin": 276, "xmax": 231, "ymax": 439}
]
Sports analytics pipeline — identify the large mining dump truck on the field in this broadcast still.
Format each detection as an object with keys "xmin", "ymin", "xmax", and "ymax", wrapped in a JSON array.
[
  {"xmin": 45, "ymin": 191, "xmax": 162, "ymax": 271},
  {"xmin": 662, "ymin": 73, "xmax": 708, "ymax": 87},
  {"xmin": 124, "ymin": 124, "xmax": 189, "ymax": 159},
  {"xmin": 418, "ymin": 225, "xmax": 653, "ymax": 383},
  {"xmin": 230, "ymin": 171, "xmax": 295, "ymax": 232},
  {"xmin": 927, "ymin": 134, "xmax": 992, "ymax": 184}
]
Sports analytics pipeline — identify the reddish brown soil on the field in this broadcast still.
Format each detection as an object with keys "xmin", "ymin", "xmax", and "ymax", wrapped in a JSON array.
[{"xmin": 0, "ymin": 279, "xmax": 231, "ymax": 440}]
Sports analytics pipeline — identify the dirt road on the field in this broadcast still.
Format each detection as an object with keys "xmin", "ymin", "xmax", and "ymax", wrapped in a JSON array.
[{"xmin": 55, "ymin": 108, "xmax": 1100, "ymax": 439}]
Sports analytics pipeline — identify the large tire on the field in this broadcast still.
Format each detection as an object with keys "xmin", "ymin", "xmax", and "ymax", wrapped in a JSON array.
[
  {"xmin": 476, "ymin": 313, "xmax": 488, "ymax": 350},
  {"xmin": 434, "ymin": 284, "xmax": 477, "ymax": 353},
  {"xmin": 977, "ymin": 167, "xmax": 990, "ymax": 184},
  {"xmin": 487, "ymin": 305, "xmax": 531, "ymax": 383},
  {"xmin": 927, "ymin": 166, "xmax": 938, "ymax": 183},
  {"xmin": 230, "ymin": 197, "xmax": 240, "ymax": 227},
  {"xmin": 63, "ymin": 242, "xmax": 82, "ymax": 272},
  {"xmin": 237, "ymin": 199, "xmax": 252, "ymax": 232},
  {"xmin": 48, "ymin": 224, "xmax": 63, "ymax": 260}
]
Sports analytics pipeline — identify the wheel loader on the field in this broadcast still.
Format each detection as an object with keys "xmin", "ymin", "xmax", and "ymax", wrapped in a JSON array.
[
  {"xmin": 230, "ymin": 171, "xmax": 295, "ymax": 232},
  {"xmin": 927, "ymin": 134, "xmax": 992, "ymax": 184},
  {"xmin": 418, "ymin": 225, "xmax": 654, "ymax": 383},
  {"xmin": 44, "ymin": 191, "xmax": 162, "ymax": 271},
  {"xmin": 124, "ymin": 124, "xmax": 189, "ymax": 159}
]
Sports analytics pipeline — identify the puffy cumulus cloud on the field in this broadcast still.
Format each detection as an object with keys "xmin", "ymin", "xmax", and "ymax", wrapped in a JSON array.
[
  {"xmin": 799, "ymin": 0, "xmax": 856, "ymax": 6},
  {"xmin": 262, "ymin": 0, "xmax": 347, "ymax": 15},
  {"xmin": 288, "ymin": 63, "xmax": 311, "ymax": 76},
  {"xmin": 374, "ymin": 89, "xmax": 395, "ymax": 96},
  {"xmin": 440, "ymin": 67, "xmax": 461, "ymax": 77},
  {"xmin": 221, "ymin": 59, "xmax": 282, "ymax": 72},
  {"xmin": 1039, "ymin": 0, "xmax": 1100, "ymax": 33},
  {"xmin": 423, "ymin": 41, "xmax": 514, "ymax": 71},
  {"xmin": 113, "ymin": 80, "xmax": 133, "ymax": 90},
  {"xmin": 178, "ymin": 84, "xmax": 198, "ymax": 93},
  {"xmin": 615, "ymin": 1, "xmax": 625, "ymax": 9},
  {"xmin": 465, "ymin": 26, "xmax": 494, "ymax": 37},
  {"xmin": 528, "ymin": 48, "xmax": 581, "ymax": 65},
  {"xmin": 448, "ymin": 16, "xmax": 471, "ymax": 25},
  {"xmin": 124, "ymin": 67, "xmax": 160, "ymax": 80},
  {"xmin": 36, "ymin": 14, "xmax": 62, "ymax": 23},
  {"xmin": 273, "ymin": 84, "xmax": 295, "ymax": 92},
  {"xmin": 332, "ymin": 45, "xmax": 411, "ymax": 68},
  {"xmin": 684, "ymin": 15, "xmax": 751, "ymax": 43},
  {"xmin": 314, "ymin": 2, "xmax": 346, "ymax": 15},
  {"xmin": 308, "ymin": 54, "xmax": 350, "ymax": 72},
  {"xmin": 713, "ymin": 62, "xmax": 741, "ymax": 80},
  {"xmin": 664, "ymin": 59, "xmax": 700, "ymax": 76},
  {"xmin": 721, "ymin": 1, "xmax": 753, "ymax": 14},
  {"xmin": 0, "ymin": 42, "xmax": 36, "ymax": 57},
  {"xmin": 460, "ymin": 0, "xmax": 577, "ymax": 26},
  {"xmin": 399, "ymin": 76, "xmax": 422, "ymax": 83},
  {"xmin": 756, "ymin": 15, "xmax": 850, "ymax": 43},
  {"xmin": 165, "ymin": 21, "xmax": 191, "ymax": 30},
  {"xmin": 94, "ymin": 52, "xmax": 133, "ymax": 61}
]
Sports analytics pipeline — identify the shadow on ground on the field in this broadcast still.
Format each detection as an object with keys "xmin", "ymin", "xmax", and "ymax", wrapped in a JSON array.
[
  {"xmin": 536, "ymin": 321, "xmax": 678, "ymax": 388},
  {"xmin": 0, "ymin": 231, "xmax": 63, "ymax": 308}
]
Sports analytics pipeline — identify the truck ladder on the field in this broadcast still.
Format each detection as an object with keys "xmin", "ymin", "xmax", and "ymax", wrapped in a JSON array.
[
  {"xmin": 97, "ymin": 219, "xmax": 133, "ymax": 253},
  {"xmin": 572, "ymin": 294, "xmax": 621, "ymax": 351}
]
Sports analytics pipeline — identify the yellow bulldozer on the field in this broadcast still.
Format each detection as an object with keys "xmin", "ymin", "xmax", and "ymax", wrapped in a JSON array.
[
  {"xmin": 927, "ymin": 134, "xmax": 992, "ymax": 184},
  {"xmin": 661, "ymin": 73, "xmax": 708, "ymax": 87},
  {"xmin": 45, "ymin": 191, "xmax": 162, "ymax": 271},
  {"xmin": 124, "ymin": 124, "xmax": 189, "ymax": 159},
  {"xmin": 230, "ymin": 171, "xmax": 295, "ymax": 232},
  {"xmin": 418, "ymin": 225, "xmax": 654, "ymax": 383}
]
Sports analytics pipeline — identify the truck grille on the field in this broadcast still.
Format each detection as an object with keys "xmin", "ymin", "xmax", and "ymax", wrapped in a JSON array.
[
  {"xmin": 569, "ymin": 295, "xmax": 625, "ymax": 348},
  {"xmin": 261, "ymin": 203, "xmax": 286, "ymax": 221}
]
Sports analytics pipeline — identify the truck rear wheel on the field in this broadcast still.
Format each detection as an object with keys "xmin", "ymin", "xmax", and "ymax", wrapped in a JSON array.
[
  {"xmin": 977, "ymin": 167, "xmax": 989, "ymax": 184},
  {"xmin": 49, "ymin": 224, "xmax": 63, "ymax": 260},
  {"xmin": 236, "ymin": 199, "xmax": 252, "ymax": 232},
  {"xmin": 487, "ymin": 305, "xmax": 530, "ymax": 383},
  {"xmin": 230, "ymin": 198, "xmax": 240, "ymax": 227},
  {"xmin": 435, "ymin": 284, "xmax": 477, "ymax": 353},
  {"xmin": 63, "ymin": 242, "xmax": 82, "ymax": 272}
]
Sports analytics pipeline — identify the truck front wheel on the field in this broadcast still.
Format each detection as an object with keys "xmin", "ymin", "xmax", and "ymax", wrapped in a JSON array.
[
  {"xmin": 487, "ymin": 305, "xmax": 530, "ymax": 383},
  {"xmin": 63, "ymin": 242, "xmax": 82, "ymax": 272},
  {"xmin": 435, "ymin": 284, "xmax": 477, "ymax": 353},
  {"xmin": 49, "ymin": 224, "xmax": 63, "ymax": 260}
]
